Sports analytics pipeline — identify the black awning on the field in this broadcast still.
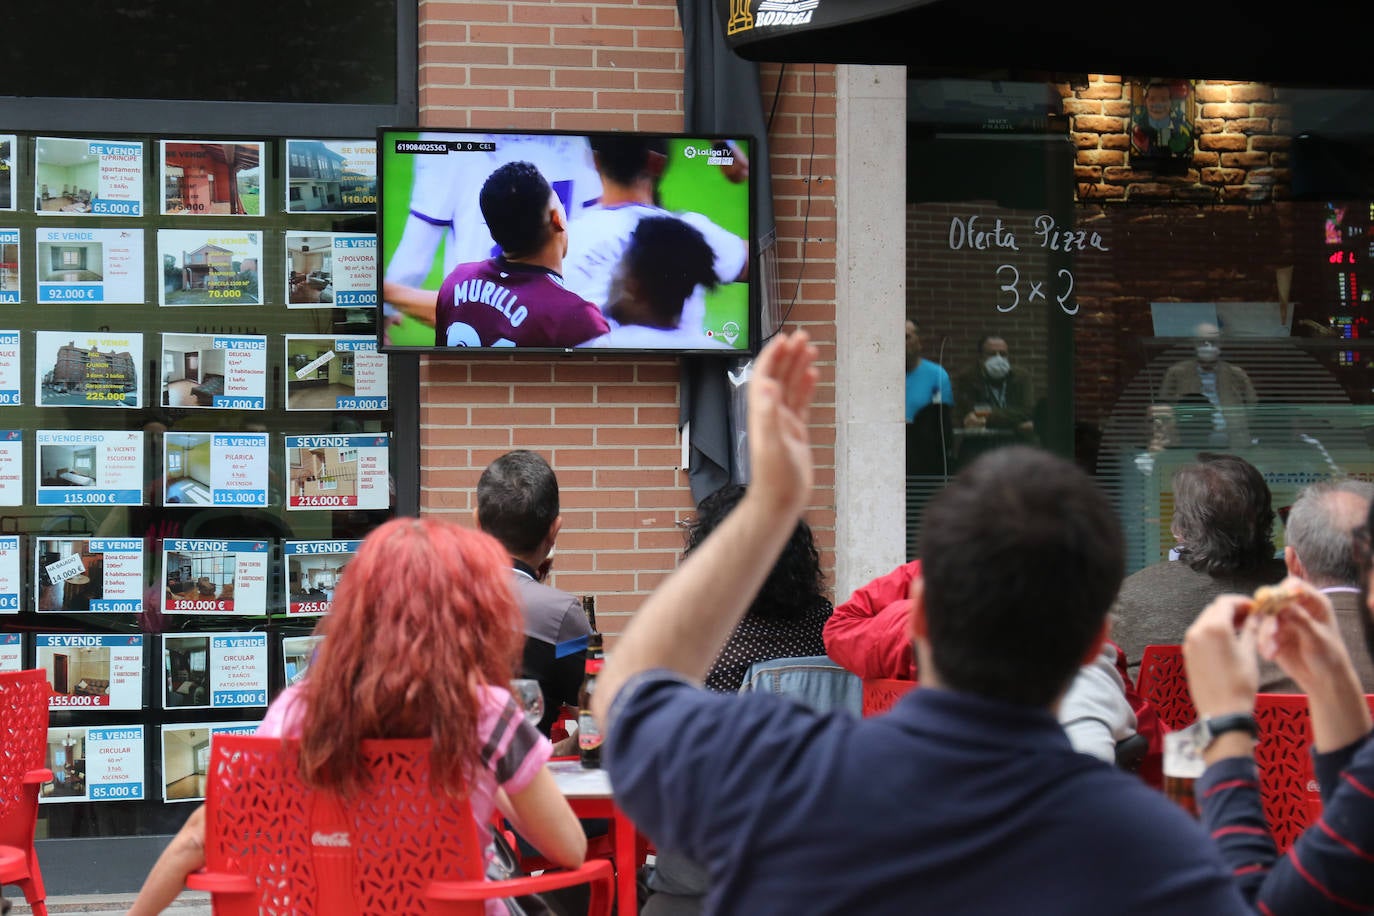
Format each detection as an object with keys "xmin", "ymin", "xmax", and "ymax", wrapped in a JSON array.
[{"xmin": 716, "ymin": 0, "xmax": 1374, "ymax": 89}]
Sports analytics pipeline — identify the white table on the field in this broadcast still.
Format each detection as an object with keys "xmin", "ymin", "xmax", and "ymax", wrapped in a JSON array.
[{"xmin": 547, "ymin": 759, "xmax": 640, "ymax": 916}]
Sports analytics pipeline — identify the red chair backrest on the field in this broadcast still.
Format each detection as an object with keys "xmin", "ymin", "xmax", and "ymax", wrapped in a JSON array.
[
  {"xmin": 1254, "ymin": 693, "xmax": 1320, "ymax": 854},
  {"xmin": 1135, "ymin": 645, "xmax": 1196, "ymax": 733},
  {"xmin": 201, "ymin": 733, "xmax": 490, "ymax": 915},
  {"xmin": 861, "ymin": 677, "xmax": 916, "ymax": 716},
  {"xmin": 0, "ymin": 668, "xmax": 50, "ymax": 850}
]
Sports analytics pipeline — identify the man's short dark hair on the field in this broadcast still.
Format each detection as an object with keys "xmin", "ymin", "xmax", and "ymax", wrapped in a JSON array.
[
  {"xmin": 1171, "ymin": 452, "xmax": 1275, "ymax": 574},
  {"xmin": 620, "ymin": 216, "xmax": 718, "ymax": 326},
  {"xmin": 479, "ymin": 161, "xmax": 553, "ymax": 259},
  {"xmin": 918, "ymin": 446, "xmax": 1124, "ymax": 707},
  {"xmin": 1285, "ymin": 477, "xmax": 1374, "ymax": 586},
  {"xmin": 476, "ymin": 450, "xmax": 559, "ymax": 554},
  {"xmin": 590, "ymin": 135, "xmax": 668, "ymax": 186}
]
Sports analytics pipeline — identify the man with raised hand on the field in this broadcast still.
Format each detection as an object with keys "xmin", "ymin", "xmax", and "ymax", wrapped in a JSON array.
[{"xmin": 591, "ymin": 331, "xmax": 1249, "ymax": 915}]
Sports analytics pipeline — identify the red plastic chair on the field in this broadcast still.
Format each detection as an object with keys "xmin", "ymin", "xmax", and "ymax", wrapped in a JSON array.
[
  {"xmin": 0, "ymin": 668, "xmax": 52, "ymax": 916},
  {"xmin": 861, "ymin": 677, "xmax": 916, "ymax": 716},
  {"xmin": 1135, "ymin": 644, "xmax": 1196, "ymax": 733},
  {"xmin": 187, "ymin": 733, "xmax": 615, "ymax": 915}
]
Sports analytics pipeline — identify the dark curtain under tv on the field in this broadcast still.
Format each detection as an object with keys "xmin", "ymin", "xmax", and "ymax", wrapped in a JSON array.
[{"xmin": 678, "ymin": 0, "xmax": 778, "ymax": 504}]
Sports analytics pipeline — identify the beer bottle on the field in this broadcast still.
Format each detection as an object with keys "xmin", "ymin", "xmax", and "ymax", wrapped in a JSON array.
[{"xmin": 578, "ymin": 631, "xmax": 605, "ymax": 769}]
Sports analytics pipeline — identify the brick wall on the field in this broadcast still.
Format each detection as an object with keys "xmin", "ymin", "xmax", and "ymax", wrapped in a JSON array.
[{"xmin": 414, "ymin": 1, "xmax": 839, "ymax": 641}]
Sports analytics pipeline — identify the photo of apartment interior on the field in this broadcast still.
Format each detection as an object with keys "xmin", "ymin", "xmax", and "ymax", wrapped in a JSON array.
[
  {"xmin": 165, "ymin": 636, "xmax": 210, "ymax": 707},
  {"xmin": 165, "ymin": 549, "xmax": 234, "ymax": 602},
  {"xmin": 282, "ymin": 635, "xmax": 323, "ymax": 686},
  {"xmin": 163, "ymin": 727, "xmax": 212, "ymax": 801},
  {"xmin": 286, "ymin": 235, "xmax": 334, "ymax": 304},
  {"xmin": 43, "ymin": 730, "xmax": 87, "ymax": 799},
  {"xmin": 37, "ymin": 539, "xmax": 103, "ymax": 611},
  {"xmin": 286, "ymin": 342, "xmax": 355, "ymax": 409},
  {"xmin": 0, "ymin": 241, "xmax": 16, "ymax": 292},
  {"xmin": 164, "ymin": 433, "xmax": 212, "ymax": 504},
  {"xmin": 288, "ymin": 560, "xmax": 345, "ymax": 603},
  {"xmin": 40, "ymin": 444, "xmax": 98, "ymax": 488},
  {"xmin": 163, "ymin": 337, "xmax": 227, "ymax": 406},
  {"xmin": 38, "ymin": 644, "xmax": 111, "ymax": 699},
  {"xmin": 37, "ymin": 239, "xmax": 102, "ymax": 281},
  {"xmin": 34, "ymin": 138, "xmax": 100, "ymax": 213},
  {"xmin": 163, "ymin": 141, "xmax": 261, "ymax": 215},
  {"xmin": 289, "ymin": 446, "xmax": 358, "ymax": 499}
]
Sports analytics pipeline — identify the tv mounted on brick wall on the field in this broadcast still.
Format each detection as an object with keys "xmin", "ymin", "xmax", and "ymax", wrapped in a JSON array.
[{"xmin": 377, "ymin": 127, "xmax": 759, "ymax": 357}]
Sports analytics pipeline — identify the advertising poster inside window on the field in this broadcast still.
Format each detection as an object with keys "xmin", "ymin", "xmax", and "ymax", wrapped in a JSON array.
[
  {"xmin": 283, "ymin": 540, "xmax": 359, "ymax": 616},
  {"xmin": 0, "ymin": 633, "xmax": 20, "ymax": 671},
  {"xmin": 0, "ymin": 431, "xmax": 21, "ymax": 506},
  {"xmin": 163, "ymin": 432, "xmax": 270, "ymax": 508},
  {"xmin": 0, "ymin": 136, "xmax": 13, "ymax": 211},
  {"xmin": 34, "ymin": 137, "xmax": 144, "ymax": 217},
  {"xmin": 157, "ymin": 228, "xmax": 262, "ymax": 306},
  {"xmin": 285, "ymin": 232, "xmax": 377, "ymax": 308},
  {"xmin": 35, "ymin": 227, "xmax": 145, "ymax": 304},
  {"xmin": 34, "ymin": 536, "xmax": 143, "ymax": 614},
  {"xmin": 0, "ymin": 230, "xmax": 18, "ymax": 302},
  {"xmin": 162, "ymin": 632, "xmax": 268, "ymax": 710},
  {"xmin": 281, "ymin": 634, "xmax": 323, "ymax": 687},
  {"xmin": 160, "ymin": 333, "xmax": 268, "ymax": 410},
  {"xmin": 284, "ymin": 139, "xmax": 377, "ymax": 214},
  {"xmin": 37, "ymin": 429, "xmax": 143, "ymax": 506},
  {"xmin": 161, "ymin": 721, "xmax": 260, "ymax": 803},
  {"xmin": 159, "ymin": 141, "xmax": 263, "ymax": 217},
  {"xmin": 42, "ymin": 724, "xmax": 145, "ymax": 804},
  {"xmin": 162, "ymin": 537, "xmax": 271, "ymax": 616},
  {"xmin": 285, "ymin": 433, "xmax": 390, "ymax": 510},
  {"xmin": 284, "ymin": 335, "xmax": 388, "ymax": 411},
  {"xmin": 0, "ymin": 332, "xmax": 19, "ymax": 404},
  {"xmin": 36, "ymin": 330, "xmax": 142, "ymax": 408},
  {"xmin": 37, "ymin": 633, "xmax": 143, "ymax": 710}
]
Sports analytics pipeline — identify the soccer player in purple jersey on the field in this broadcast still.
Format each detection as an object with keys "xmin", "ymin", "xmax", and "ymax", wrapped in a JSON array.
[{"xmin": 434, "ymin": 162, "xmax": 609, "ymax": 349}]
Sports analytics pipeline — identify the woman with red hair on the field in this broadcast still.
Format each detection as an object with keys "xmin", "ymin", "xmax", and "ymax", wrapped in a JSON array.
[{"xmin": 126, "ymin": 517, "xmax": 588, "ymax": 915}]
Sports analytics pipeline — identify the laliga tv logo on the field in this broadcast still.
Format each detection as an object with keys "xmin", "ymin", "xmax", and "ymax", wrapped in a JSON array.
[
  {"xmin": 684, "ymin": 144, "xmax": 736, "ymax": 167},
  {"xmin": 728, "ymin": 0, "xmax": 819, "ymax": 33}
]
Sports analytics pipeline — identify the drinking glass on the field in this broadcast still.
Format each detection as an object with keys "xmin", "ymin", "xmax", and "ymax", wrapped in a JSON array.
[{"xmin": 510, "ymin": 678, "xmax": 545, "ymax": 727}]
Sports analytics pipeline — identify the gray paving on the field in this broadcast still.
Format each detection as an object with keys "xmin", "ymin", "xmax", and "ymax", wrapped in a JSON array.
[{"xmin": 9, "ymin": 891, "xmax": 211, "ymax": 915}]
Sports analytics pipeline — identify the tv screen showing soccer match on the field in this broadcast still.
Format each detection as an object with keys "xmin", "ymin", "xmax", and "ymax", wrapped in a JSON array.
[{"xmin": 377, "ymin": 127, "xmax": 758, "ymax": 356}]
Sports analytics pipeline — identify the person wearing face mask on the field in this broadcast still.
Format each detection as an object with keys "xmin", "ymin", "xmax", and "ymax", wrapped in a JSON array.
[
  {"xmin": 954, "ymin": 334, "xmax": 1037, "ymax": 443},
  {"xmin": 1155, "ymin": 322, "xmax": 1257, "ymax": 449}
]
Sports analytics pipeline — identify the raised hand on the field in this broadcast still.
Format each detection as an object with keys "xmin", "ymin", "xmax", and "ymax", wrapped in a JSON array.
[{"xmin": 745, "ymin": 330, "xmax": 818, "ymax": 517}]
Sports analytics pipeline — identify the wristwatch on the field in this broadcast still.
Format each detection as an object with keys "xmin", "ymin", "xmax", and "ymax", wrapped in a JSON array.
[{"xmin": 1198, "ymin": 712, "xmax": 1259, "ymax": 749}]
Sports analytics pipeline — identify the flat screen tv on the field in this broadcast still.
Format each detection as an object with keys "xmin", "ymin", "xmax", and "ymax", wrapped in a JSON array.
[{"xmin": 377, "ymin": 127, "xmax": 758, "ymax": 356}]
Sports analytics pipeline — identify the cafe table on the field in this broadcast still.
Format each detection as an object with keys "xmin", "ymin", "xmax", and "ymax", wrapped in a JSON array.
[{"xmin": 547, "ymin": 757, "xmax": 645, "ymax": 916}]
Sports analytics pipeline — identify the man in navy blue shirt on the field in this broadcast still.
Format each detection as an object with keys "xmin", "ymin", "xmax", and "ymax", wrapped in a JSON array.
[{"xmin": 591, "ymin": 330, "xmax": 1250, "ymax": 915}]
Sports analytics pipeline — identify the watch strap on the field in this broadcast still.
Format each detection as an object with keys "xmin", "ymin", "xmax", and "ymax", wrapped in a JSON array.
[{"xmin": 1202, "ymin": 712, "xmax": 1259, "ymax": 747}]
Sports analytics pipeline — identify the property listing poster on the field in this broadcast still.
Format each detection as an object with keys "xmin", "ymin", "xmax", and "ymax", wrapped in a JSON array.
[
  {"xmin": 157, "ymin": 228, "xmax": 262, "ymax": 306},
  {"xmin": 0, "ymin": 136, "xmax": 13, "ymax": 211},
  {"xmin": 0, "ymin": 332, "xmax": 19, "ymax": 404},
  {"xmin": 285, "ymin": 434, "xmax": 390, "ymax": 510},
  {"xmin": 0, "ymin": 431, "xmax": 21, "ymax": 506},
  {"xmin": 36, "ymin": 429, "xmax": 143, "ymax": 506},
  {"xmin": 35, "ymin": 330, "xmax": 142, "ymax": 409},
  {"xmin": 161, "ymin": 721, "xmax": 261, "ymax": 803},
  {"xmin": 0, "ymin": 230, "xmax": 18, "ymax": 302},
  {"xmin": 163, "ymin": 433, "xmax": 269, "ymax": 508},
  {"xmin": 37, "ymin": 633, "xmax": 143, "ymax": 710},
  {"xmin": 284, "ymin": 335, "xmax": 389, "ymax": 411},
  {"xmin": 34, "ymin": 537, "xmax": 143, "ymax": 614},
  {"xmin": 162, "ymin": 632, "xmax": 269, "ymax": 710},
  {"xmin": 162, "ymin": 537, "xmax": 271, "ymax": 615},
  {"xmin": 159, "ymin": 140, "xmax": 264, "ymax": 216},
  {"xmin": 0, "ymin": 633, "xmax": 20, "ymax": 671},
  {"xmin": 284, "ymin": 138, "xmax": 377, "ymax": 214},
  {"xmin": 160, "ymin": 333, "xmax": 268, "ymax": 410},
  {"xmin": 0, "ymin": 536, "xmax": 17, "ymax": 613},
  {"xmin": 43, "ymin": 724, "xmax": 146, "ymax": 805},
  {"xmin": 281, "ymin": 634, "xmax": 324, "ymax": 687},
  {"xmin": 285, "ymin": 232, "xmax": 377, "ymax": 309},
  {"xmin": 282, "ymin": 540, "xmax": 360, "ymax": 616},
  {"xmin": 35, "ymin": 227, "xmax": 145, "ymax": 304},
  {"xmin": 35, "ymin": 137, "xmax": 144, "ymax": 217}
]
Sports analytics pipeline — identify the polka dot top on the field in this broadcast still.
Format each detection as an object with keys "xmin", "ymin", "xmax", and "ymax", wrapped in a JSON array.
[{"xmin": 704, "ymin": 599, "xmax": 834, "ymax": 694}]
